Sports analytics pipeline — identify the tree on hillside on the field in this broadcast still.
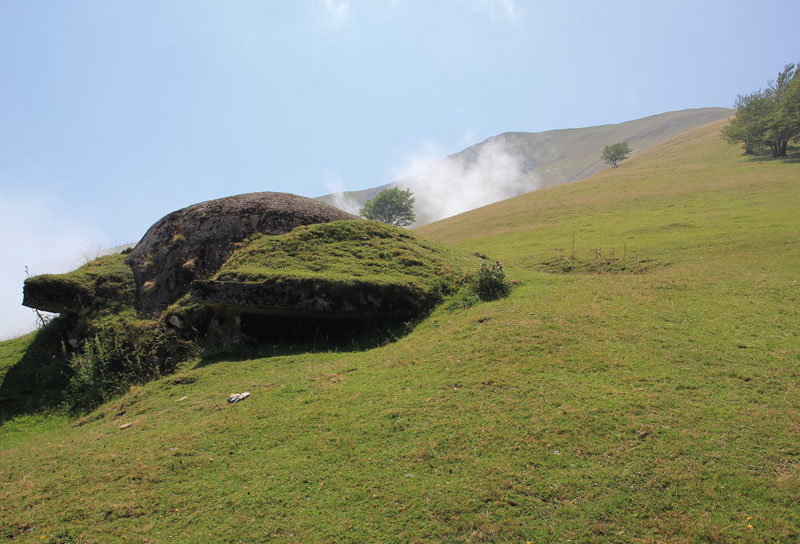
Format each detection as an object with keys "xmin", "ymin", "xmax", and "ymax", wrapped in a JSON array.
[
  {"xmin": 723, "ymin": 63, "xmax": 800, "ymax": 157},
  {"xmin": 601, "ymin": 142, "xmax": 631, "ymax": 168},
  {"xmin": 722, "ymin": 91, "xmax": 773, "ymax": 154},
  {"xmin": 360, "ymin": 188, "xmax": 416, "ymax": 227}
]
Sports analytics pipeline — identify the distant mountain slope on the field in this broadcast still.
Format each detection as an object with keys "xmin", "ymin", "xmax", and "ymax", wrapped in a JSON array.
[{"xmin": 317, "ymin": 107, "xmax": 732, "ymax": 224}]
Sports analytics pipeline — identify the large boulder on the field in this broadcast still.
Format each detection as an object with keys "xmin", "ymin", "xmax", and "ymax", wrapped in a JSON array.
[{"xmin": 126, "ymin": 192, "xmax": 357, "ymax": 313}]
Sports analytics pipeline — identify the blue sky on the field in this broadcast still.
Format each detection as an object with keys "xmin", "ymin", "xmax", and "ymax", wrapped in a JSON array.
[{"xmin": 2, "ymin": 0, "xmax": 799, "ymax": 337}]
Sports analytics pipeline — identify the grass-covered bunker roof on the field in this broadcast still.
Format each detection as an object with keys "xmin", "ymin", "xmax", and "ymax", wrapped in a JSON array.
[
  {"xmin": 22, "ymin": 254, "xmax": 136, "ymax": 315},
  {"xmin": 191, "ymin": 220, "xmax": 467, "ymax": 320}
]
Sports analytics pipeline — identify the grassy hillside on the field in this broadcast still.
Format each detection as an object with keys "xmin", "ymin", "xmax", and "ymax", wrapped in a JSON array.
[
  {"xmin": 1, "ymin": 119, "xmax": 799, "ymax": 543},
  {"xmin": 317, "ymin": 107, "xmax": 732, "ymax": 224}
]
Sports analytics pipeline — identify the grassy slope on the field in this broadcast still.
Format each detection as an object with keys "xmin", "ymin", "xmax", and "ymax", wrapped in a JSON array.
[
  {"xmin": 1, "ymin": 120, "xmax": 799, "ymax": 543},
  {"xmin": 0, "ymin": 333, "xmax": 32, "ymax": 386}
]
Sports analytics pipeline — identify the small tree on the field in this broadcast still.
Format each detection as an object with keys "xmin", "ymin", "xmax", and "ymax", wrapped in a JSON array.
[
  {"xmin": 360, "ymin": 188, "xmax": 416, "ymax": 226},
  {"xmin": 601, "ymin": 142, "xmax": 632, "ymax": 168}
]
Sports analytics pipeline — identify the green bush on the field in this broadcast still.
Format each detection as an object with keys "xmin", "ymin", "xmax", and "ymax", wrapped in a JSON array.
[
  {"xmin": 473, "ymin": 261, "xmax": 511, "ymax": 301},
  {"xmin": 65, "ymin": 330, "xmax": 151, "ymax": 411},
  {"xmin": 63, "ymin": 313, "xmax": 187, "ymax": 411},
  {"xmin": 448, "ymin": 261, "xmax": 511, "ymax": 309}
]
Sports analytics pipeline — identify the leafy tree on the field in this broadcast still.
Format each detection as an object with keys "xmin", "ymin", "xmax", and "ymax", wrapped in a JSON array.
[
  {"xmin": 723, "ymin": 63, "xmax": 800, "ymax": 157},
  {"xmin": 722, "ymin": 91, "xmax": 773, "ymax": 154},
  {"xmin": 601, "ymin": 142, "xmax": 631, "ymax": 168},
  {"xmin": 776, "ymin": 66, "xmax": 800, "ymax": 146},
  {"xmin": 360, "ymin": 187, "xmax": 416, "ymax": 226}
]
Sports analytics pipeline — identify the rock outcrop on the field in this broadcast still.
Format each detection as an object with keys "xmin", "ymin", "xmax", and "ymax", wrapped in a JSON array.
[{"xmin": 125, "ymin": 192, "xmax": 357, "ymax": 313}]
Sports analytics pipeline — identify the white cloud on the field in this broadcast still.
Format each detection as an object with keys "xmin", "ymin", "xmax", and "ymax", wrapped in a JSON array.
[
  {"xmin": 323, "ymin": 169, "xmax": 361, "ymax": 215},
  {"xmin": 0, "ymin": 190, "xmax": 113, "ymax": 340},
  {"xmin": 391, "ymin": 136, "xmax": 540, "ymax": 224},
  {"xmin": 472, "ymin": 0, "xmax": 520, "ymax": 22},
  {"xmin": 323, "ymin": 0, "xmax": 351, "ymax": 26}
]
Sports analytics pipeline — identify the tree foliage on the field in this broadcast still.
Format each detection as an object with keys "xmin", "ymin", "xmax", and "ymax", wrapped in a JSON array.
[
  {"xmin": 601, "ymin": 142, "xmax": 632, "ymax": 168},
  {"xmin": 360, "ymin": 188, "xmax": 416, "ymax": 226},
  {"xmin": 723, "ymin": 63, "xmax": 800, "ymax": 157}
]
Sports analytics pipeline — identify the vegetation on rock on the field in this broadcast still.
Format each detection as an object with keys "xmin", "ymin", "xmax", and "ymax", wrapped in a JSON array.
[
  {"xmin": 214, "ymin": 220, "xmax": 462, "ymax": 294},
  {"xmin": 63, "ymin": 310, "xmax": 187, "ymax": 411},
  {"xmin": 198, "ymin": 220, "xmax": 467, "ymax": 320},
  {"xmin": 14, "ymin": 219, "xmax": 468, "ymax": 411},
  {"xmin": 22, "ymin": 254, "xmax": 136, "ymax": 314},
  {"xmin": 18, "ymin": 254, "xmax": 193, "ymax": 412},
  {"xmin": 126, "ymin": 192, "xmax": 357, "ymax": 313}
]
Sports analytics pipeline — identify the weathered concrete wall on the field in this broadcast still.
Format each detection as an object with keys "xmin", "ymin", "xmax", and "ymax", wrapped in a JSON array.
[{"xmin": 191, "ymin": 277, "xmax": 438, "ymax": 321}]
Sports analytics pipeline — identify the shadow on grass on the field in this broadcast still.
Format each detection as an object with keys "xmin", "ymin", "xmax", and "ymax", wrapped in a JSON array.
[
  {"xmin": 0, "ymin": 313, "xmax": 421, "ymax": 419},
  {"xmin": 0, "ymin": 319, "xmax": 71, "ymax": 424},
  {"xmin": 745, "ymin": 150, "xmax": 800, "ymax": 163},
  {"xmin": 194, "ymin": 313, "xmax": 419, "ymax": 368}
]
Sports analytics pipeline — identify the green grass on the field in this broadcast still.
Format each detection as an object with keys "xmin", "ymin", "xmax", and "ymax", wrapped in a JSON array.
[
  {"xmin": 1, "ymin": 119, "xmax": 799, "ymax": 542},
  {"xmin": 0, "ymin": 332, "xmax": 32, "ymax": 383},
  {"xmin": 215, "ymin": 220, "xmax": 468, "ymax": 294}
]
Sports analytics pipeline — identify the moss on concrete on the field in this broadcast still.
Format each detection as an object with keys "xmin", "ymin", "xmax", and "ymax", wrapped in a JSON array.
[
  {"xmin": 216, "ymin": 220, "xmax": 466, "ymax": 294},
  {"xmin": 22, "ymin": 254, "xmax": 136, "ymax": 314},
  {"xmin": 194, "ymin": 220, "xmax": 469, "ymax": 319}
]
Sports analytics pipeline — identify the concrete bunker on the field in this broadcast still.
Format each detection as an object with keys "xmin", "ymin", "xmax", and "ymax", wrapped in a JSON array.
[{"xmin": 184, "ymin": 220, "xmax": 466, "ymax": 343}]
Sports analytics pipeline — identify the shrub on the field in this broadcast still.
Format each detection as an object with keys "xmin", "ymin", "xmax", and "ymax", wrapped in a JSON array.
[
  {"xmin": 473, "ymin": 261, "xmax": 511, "ymax": 301},
  {"xmin": 64, "ymin": 331, "xmax": 147, "ymax": 411},
  {"xmin": 63, "ymin": 313, "xmax": 188, "ymax": 411},
  {"xmin": 448, "ymin": 261, "xmax": 511, "ymax": 309}
]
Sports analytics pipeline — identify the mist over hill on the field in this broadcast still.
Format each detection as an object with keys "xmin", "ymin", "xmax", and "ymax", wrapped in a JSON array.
[{"xmin": 318, "ymin": 107, "xmax": 732, "ymax": 224}]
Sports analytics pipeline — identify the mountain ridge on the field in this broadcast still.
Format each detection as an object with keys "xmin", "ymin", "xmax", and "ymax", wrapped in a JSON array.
[{"xmin": 317, "ymin": 107, "xmax": 732, "ymax": 224}]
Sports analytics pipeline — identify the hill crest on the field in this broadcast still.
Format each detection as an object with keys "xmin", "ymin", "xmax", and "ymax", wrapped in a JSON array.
[{"xmin": 317, "ymin": 107, "xmax": 732, "ymax": 224}]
